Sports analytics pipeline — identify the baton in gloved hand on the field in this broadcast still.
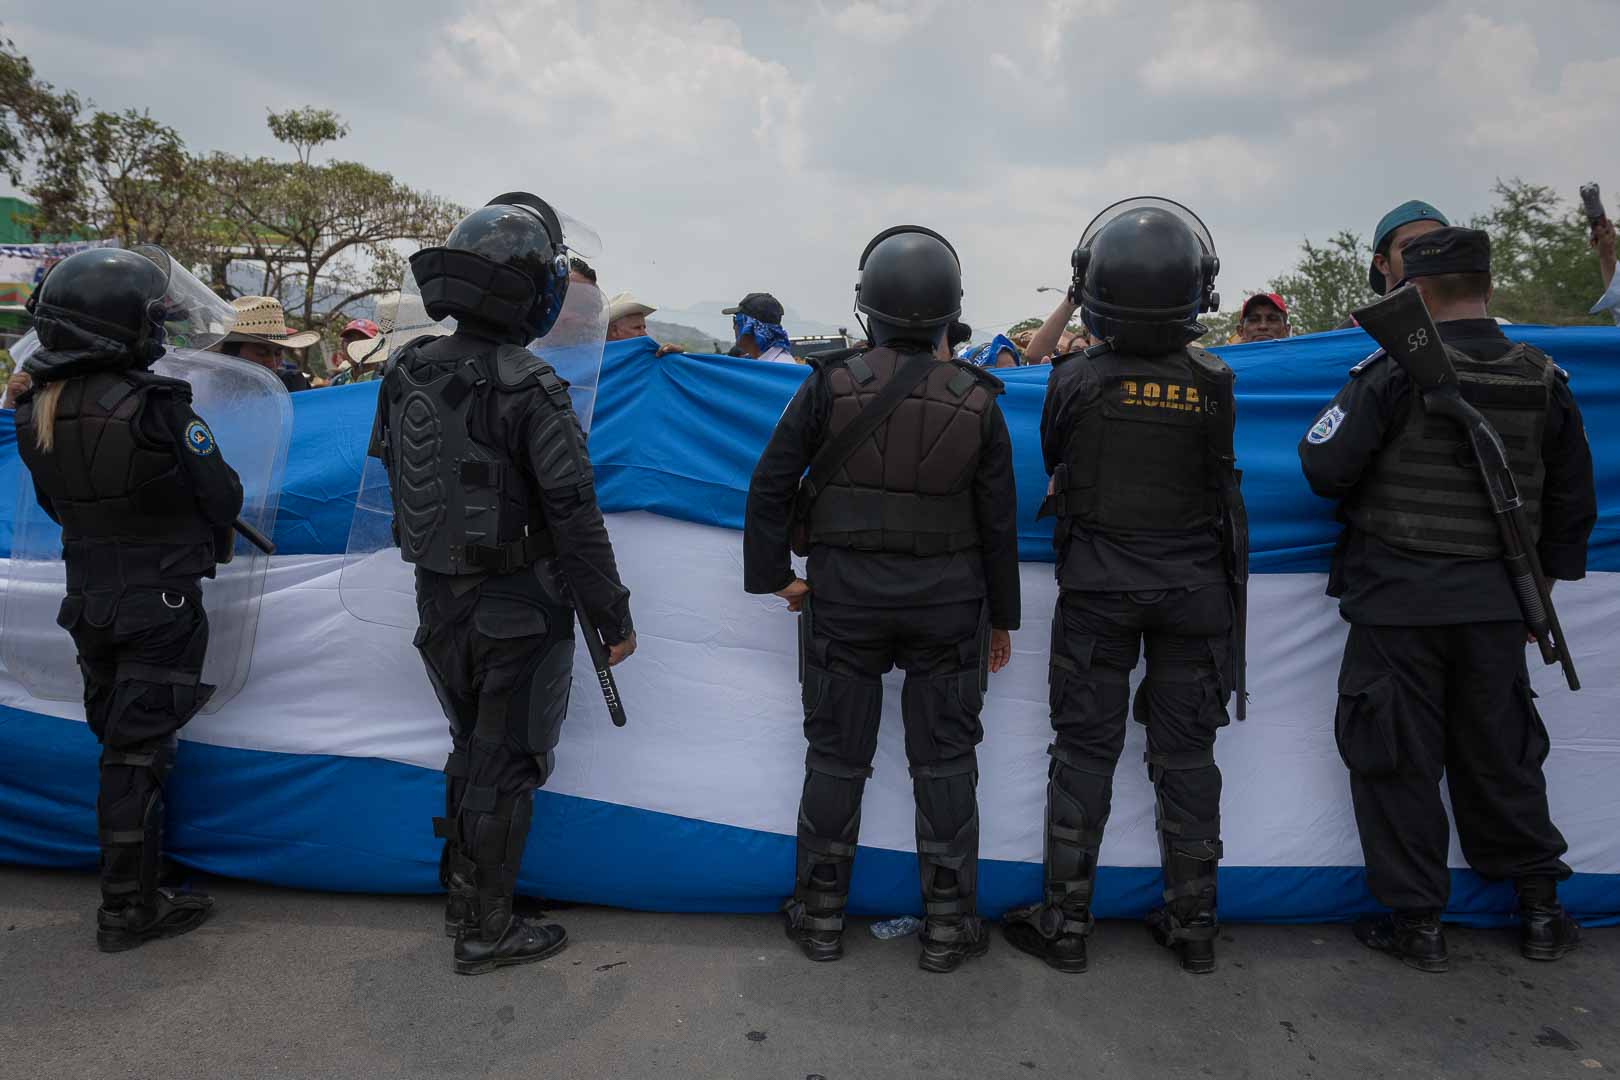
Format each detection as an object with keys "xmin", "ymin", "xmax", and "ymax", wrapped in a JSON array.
[
  {"xmin": 572, "ymin": 598, "xmax": 628, "ymax": 728},
  {"xmin": 233, "ymin": 518, "xmax": 276, "ymax": 555},
  {"xmin": 1351, "ymin": 286, "xmax": 1580, "ymax": 691}
]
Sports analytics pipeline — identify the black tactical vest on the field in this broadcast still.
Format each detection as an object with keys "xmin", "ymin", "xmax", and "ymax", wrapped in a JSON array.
[
  {"xmin": 1347, "ymin": 343, "xmax": 1553, "ymax": 558},
  {"xmin": 15, "ymin": 371, "xmax": 214, "ymax": 547},
  {"xmin": 807, "ymin": 347, "xmax": 997, "ymax": 557},
  {"xmin": 1047, "ymin": 345, "xmax": 1232, "ymax": 534},
  {"xmin": 378, "ymin": 340, "xmax": 556, "ymax": 576}
]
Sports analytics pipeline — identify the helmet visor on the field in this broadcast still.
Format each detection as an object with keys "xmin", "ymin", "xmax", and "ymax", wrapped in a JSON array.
[
  {"xmin": 1078, "ymin": 197, "xmax": 1216, "ymax": 258},
  {"xmin": 132, "ymin": 244, "xmax": 239, "ymax": 351}
]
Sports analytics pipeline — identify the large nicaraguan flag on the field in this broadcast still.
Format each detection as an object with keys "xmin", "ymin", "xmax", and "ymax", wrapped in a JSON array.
[{"xmin": 1, "ymin": 329, "xmax": 1617, "ymax": 925}]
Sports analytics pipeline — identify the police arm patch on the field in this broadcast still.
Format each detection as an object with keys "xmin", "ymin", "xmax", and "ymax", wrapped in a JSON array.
[
  {"xmin": 1307, "ymin": 405, "xmax": 1346, "ymax": 445},
  {"xmin": 184, "ymin": 419, "xmax": 217, "ymax": 456}
]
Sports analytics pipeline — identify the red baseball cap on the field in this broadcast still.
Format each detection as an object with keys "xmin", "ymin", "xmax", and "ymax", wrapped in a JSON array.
[
  {"xmin": 1241, "ymin": 292, "xmax": 1288, "ymax": 318},
  {"xmin": 340, "ymin": 318, "xmax": 380, "ymax": 339}
]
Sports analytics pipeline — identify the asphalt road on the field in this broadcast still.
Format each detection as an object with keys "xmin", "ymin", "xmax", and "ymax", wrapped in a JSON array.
[{"xmin": 1, "ymin": 865, "xmax": 1615, "ymax": 1080}]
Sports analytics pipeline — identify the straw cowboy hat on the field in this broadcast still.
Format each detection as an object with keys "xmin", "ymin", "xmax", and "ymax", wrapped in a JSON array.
[
  {"xmin": 607, "ymin": 291, "xmax": 656, "ymax": 323},
  {"xmin": 343, "ymin": 290, "xmax": 449, "ymax": 369},
  {"xmin": 223, "ymin": 296, "xmax": 322, "ymax": 350}
]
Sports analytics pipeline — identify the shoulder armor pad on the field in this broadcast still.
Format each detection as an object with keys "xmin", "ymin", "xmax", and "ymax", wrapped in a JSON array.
[
  {"xmin": 947, "ymin": 358, "xmax": 1004, "ymax": 394},
  {"xmin": 1349, "ymin": 350, "xmax": 1388, "ymax": 378},
  {"xmin": 125, "ymin": 370, "xmax": 190, "ymax": 393},
  {"xmin": 1186, "ymin": 345, "xmax": 1234, "ymax": 381},
  {"xmin": 1502, "ymin": 341, "xmax": 1564, "ymax": 379},
  {"xmin": 492, "ymin": 343, "xmax": 558, "ymax": 391},
  {"xmin": 804, "ymin": 345, "xmax": 863, "ymax": 372}
]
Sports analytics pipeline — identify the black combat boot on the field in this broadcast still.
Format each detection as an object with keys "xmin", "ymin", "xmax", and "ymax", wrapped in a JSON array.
[
  {"xmin": 919, "ymin": 915, "xmax": 988, "ymax": 973},
  {"xmin": 453, "ymin": 888, "xmax": 567, "ymax": 975},
  {"xmin": 1004, "ymin": 764, "xmax": 1103, "ymax": 973},
  {"xmin": 1003, "ymin": 902, "xmax": 1093, "ymax": 973},
  {"xmin": 97, "ymin": 889, "xmax": 214, "ymax": 953},
  {"xmin": 1147, "ymin": 846, "xmax": 1220, "ymax": 974},
  {"xmin": 1517, "ymin": 876, "xmax": 1581, "ymax": 962},
  {"xmin": 782, "ymin": 861, "xmax": 847, "ymax": 963},
  {"xmin": 1353, "ymin": 910, "xmax": 1448, "ymax": 973}
]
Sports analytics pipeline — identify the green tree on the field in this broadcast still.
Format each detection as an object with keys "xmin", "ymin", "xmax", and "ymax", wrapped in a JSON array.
[
  {"xmin": 1471, "ymin": 178, "xmax": 1610, "ymax": 325},
  {"xmin": 264, "ymin": 106, "xmax": 348, "ymax": 167},
  {"xmin": 204, "ymin": 108, "xmax": 463, "ymax": 343},
  {"xmin": 1265, "ymin": 230, "xmax": 1377, "ymax": 335},
  {"xmin": 0, "ymin": 33, "xmax": 81, "ymax": 236}
]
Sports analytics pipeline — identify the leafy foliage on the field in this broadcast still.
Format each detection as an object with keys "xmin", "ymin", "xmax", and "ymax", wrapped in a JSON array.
[{"xmin": 11, "ymin": 74, "xmax": 462, "ymax": 369}]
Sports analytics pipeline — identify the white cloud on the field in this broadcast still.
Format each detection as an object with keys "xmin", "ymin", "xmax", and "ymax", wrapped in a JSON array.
[
  {"xmin": 437, "ymin": 0, "xmax": 808, "ymax": 172},
  {"xmin": 1139, "ymin": 1, "xmax": 1368, "ymax": 97},
  {"xmin": 4, "ymin": 0, "xmax": 1617, "ymax": 333},
  {"xmin": 825, "ymin": 0, "xmax": 943, "ymax": 43}
]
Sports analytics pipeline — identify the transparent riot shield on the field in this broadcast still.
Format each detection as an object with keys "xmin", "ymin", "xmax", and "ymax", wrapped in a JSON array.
[
  {"xmin": 2, "ymin": 349, "xmax": 292, "ymax": 713},
  {"xmin": 528, "ymin": 277, "xmax": 607, "ymax": 432},
  {"xmin": 338, "ymin": 271, "xmax": 451, "ymax": 629},
  {"xmin": 340, "ymin": 202, "xmax": 606, "ymax": 629}
]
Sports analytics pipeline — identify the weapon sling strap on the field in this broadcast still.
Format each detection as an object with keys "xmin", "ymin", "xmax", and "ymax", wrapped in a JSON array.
[{"xmin": 798, "ymin": 349, "xmax": 940, "ymax": 506}]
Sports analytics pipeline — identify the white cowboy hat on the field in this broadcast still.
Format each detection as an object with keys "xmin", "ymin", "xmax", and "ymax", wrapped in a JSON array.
[
  {"xmin": 222, "ymin": 296, "xmax": 322, "ymax": 350},
  {"xmin": 607, "ymin": 291, "xmax": 656, "ymax": 324},
  {"xmin": 343, "ymin": 290, "xmax": 449, "ymax": 369}
]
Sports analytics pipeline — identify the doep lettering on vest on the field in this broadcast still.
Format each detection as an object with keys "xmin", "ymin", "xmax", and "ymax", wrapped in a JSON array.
[{"xmin": 1117, "ymin": 379, "xmax": 1202, "ymax": 413}]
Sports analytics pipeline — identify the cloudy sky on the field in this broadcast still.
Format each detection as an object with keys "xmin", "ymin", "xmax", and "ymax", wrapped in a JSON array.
[{"xmin": 5, "ymin": 0, "xmax": 1618, "ymax": 332}]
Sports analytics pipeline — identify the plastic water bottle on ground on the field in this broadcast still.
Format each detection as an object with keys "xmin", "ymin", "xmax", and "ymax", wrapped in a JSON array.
[{"xmin": 870, "ymin": 915, "xmax": 923, "ymax": 939}]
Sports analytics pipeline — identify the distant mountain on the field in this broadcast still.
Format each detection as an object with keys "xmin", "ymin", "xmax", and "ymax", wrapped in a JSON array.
[{"xmin": 646, "ymin": 319, "xmax": 725, "ymax": 352}]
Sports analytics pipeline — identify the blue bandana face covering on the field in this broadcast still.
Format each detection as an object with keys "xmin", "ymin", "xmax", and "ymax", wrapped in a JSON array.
[
  {"xmin": 967, "ymin": 333, "xmax": 1021, "ymax": 368},
  {"xmin": 734, "ymin": 312, "xmax": 791, "ymax": 355}
]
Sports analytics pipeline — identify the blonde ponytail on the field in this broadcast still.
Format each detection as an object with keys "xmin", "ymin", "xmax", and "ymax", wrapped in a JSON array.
[{"xmin": 32, "ymin": 380, "xmax": 66, "ymax": 453}]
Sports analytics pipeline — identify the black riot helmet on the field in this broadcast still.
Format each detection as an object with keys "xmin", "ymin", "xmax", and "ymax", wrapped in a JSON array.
[
  {"xmin": 854, "ymin": 226, "xmax": 962, "ymax": 347},
  {"xmin": 411, "ymin": 192, "xmax": 571, "ymax": 341},
  {"xmin": 1071, "ymin": 197, "xmax": 1220, "ymax": 354},
  {"xmin": 25, "ymin": 247, "xmax": 173, "ymax": 372}
]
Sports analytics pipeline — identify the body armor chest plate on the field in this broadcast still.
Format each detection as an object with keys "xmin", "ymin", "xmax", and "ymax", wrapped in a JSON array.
[
  {"xmin": 381, "ymin": 343, "xmax": 550, "ymax": 576},
  {"xmin": 1349, "ymin": 343, "xmax": 1553, "ymax": 557},
  {"xmin": 16, "ymin": 371, "xmax": 210, "ymax": 546},
  {"xmin": 1054, "ymin": 347, "xmax": 1225, "ymax": 535},
  {"xmin": 808, "ymin": 347, "xmax": 994, "ymax": 557}
]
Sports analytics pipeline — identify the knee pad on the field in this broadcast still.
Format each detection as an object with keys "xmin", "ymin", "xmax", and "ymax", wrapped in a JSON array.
[
  {"xmin": 1047, "ymin": 742, "xmax": 1116, "ymax": 824},
  {"xmin": 799, "ymin": 752, "xmax": 870, "ymax": 848}
]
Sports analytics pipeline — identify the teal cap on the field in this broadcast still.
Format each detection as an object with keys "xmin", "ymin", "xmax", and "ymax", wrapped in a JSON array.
[{"xmin": 1369, "ymin": 200, "xmax": 1449, "ymax": 293}]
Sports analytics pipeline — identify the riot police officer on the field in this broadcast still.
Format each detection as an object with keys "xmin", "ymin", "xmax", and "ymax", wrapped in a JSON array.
[
  {"xmin": 743, "ymin": 226, "xmax": 1020, "ymax": 973},
  {"xmin": 1299, "ymin": 227, "xmax": 1596, "ymax": 972},
  {"xmin": 370, "ymin": 193, "xmax": 635, "ymax": 976},
  {"xmin": 14, "ymin": 246, "xmax": 245, "ymax": 952},
  {"xmin": 1003, "ymin": 198, "xmax": 1245, "ymax": 975}
]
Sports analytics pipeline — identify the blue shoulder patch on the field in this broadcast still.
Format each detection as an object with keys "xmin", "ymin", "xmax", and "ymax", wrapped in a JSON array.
[{"xmin": 184, "ymin": 419, "xmax": 216, "ymax": 456}]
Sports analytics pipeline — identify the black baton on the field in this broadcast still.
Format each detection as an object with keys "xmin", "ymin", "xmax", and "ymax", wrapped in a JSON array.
[
  {"xmin": 233, "ymin": 518, "xmax": 276, "ymax": 555},
  {"xmin": 573, "ymin": 601, "xmax": 628, "ymax": 728}
]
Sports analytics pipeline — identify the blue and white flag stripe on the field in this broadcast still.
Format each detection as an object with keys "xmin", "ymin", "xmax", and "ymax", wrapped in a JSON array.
[{"xmin": 1, "ymin": 330, "xmax": 1616, "ymax": 925}]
